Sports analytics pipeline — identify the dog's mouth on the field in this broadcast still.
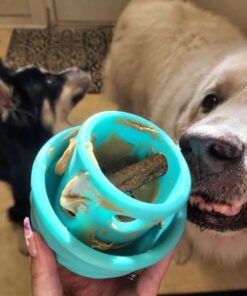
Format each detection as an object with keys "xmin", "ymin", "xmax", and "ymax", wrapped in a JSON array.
[{"xmin": 187, "ymin": 191, "xmax": 247, "ymax": 232}]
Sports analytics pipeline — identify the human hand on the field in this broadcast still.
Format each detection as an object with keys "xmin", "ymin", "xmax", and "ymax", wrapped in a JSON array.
[{"xmin": 24, "ymin": 217, "xmax": 173, "ymax": 296}]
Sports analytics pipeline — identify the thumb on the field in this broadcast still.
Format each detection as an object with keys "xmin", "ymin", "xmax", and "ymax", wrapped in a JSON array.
[
  {"xmin": 23, "ymin": 218, "xmax": 63, "ymax": 296},
  {"xmin": 137, "ymin": 252, "xmax": 173, "ymax": 296}
]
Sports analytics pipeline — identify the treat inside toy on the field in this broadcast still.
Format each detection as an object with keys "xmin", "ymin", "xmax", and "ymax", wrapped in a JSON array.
[{"xmin": 95, "ymin": 133, "xmax": 162, "ymax": 203}]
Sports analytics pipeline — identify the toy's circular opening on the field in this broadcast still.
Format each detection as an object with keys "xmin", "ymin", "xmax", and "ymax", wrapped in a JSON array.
[{"xmin": 77, "ymin": 111, "xmax": 190, "ymax": 220}]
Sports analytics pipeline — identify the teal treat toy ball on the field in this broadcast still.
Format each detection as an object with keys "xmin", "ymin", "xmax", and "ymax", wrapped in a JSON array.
[{"xmin": 31, "ymin": 111, "xmax": 191, "ymax": 279}]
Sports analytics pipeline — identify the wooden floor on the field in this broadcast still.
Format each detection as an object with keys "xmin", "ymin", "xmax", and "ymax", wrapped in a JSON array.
[
  {"xmin": 0, "ymin": 29, "xmax": 12, "ymax": 58},
  {"xmin": 1, "ymin": 29, "xmax": 247, "ymax": 295}
]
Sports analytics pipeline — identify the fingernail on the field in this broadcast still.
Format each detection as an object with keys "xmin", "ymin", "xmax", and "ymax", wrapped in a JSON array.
[{"xmin": 23, "ymin": 217, "xmax": 38, "ymax": 257}]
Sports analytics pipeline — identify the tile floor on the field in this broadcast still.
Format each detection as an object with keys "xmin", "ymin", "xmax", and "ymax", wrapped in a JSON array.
[{"xmin": 1, "ymin": 29, "xmax": 247, "ymax": 295}]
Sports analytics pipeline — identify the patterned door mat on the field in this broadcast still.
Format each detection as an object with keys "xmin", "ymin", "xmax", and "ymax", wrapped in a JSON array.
[{"xmin": 6, "ymin": 27, "xmax": 113, "ymax": 93}]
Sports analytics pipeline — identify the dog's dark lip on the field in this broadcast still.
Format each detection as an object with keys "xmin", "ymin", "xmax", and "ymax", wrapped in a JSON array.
[
  {"xmin": 187, "ymin": 202, "xmax": 247, "ymax": 232},
  {"xmin": 188, "ymin": 189, "xmax": 247, "ymax": 231},
  {"xmin": 187, "ymin": 190, "xmax": 247, "ymax": 232}
]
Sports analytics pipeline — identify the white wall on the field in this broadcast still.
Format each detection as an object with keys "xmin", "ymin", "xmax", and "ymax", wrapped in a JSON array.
[{"xmin": 191, "ymin": 0, "xmax": 247, "ymax": 36}]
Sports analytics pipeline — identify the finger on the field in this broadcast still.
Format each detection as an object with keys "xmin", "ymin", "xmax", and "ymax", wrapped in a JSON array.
[
  {"xmin": 136, "ymin": 252, "xmax": 173, "ymax": 296},
  {"xmin": 23, "ymin": 217, "xmax": 38, "ymax": 257},
  {"xmin": 23, "ymin": 217, "xmax": 63, "ymax": 296}
]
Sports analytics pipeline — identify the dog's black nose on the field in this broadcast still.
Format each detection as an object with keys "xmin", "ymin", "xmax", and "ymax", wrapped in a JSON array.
[
  {"xmin": 79, "ymin": 64, "xmax": 90, "ymax": 72},
  {"xmin": 179, "ymin": 132, "xmax": 245, "ymax": 173}
]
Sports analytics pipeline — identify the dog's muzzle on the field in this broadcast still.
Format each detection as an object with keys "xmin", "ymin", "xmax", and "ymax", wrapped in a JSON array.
[{"xmin": 179, "ymin": 126, "xmax": 247, "ymax": 232}]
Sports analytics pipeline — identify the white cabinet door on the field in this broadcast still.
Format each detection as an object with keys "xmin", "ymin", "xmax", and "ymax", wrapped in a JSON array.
[
  {"xmin": 0, "ymin": 0, "xmax": 30, "ymax": 16},
  {"xmin": 54, "ymin": 0, "xmax": 129, "ymax": 23},
  {"xmin": 0, "ymin": 0, "xmax": 46, "ymax": 28}
]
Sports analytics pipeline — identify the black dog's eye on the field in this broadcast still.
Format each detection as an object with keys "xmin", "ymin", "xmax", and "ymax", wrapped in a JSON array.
[
  {"xmin": 201, "ymin": 94, "xmax": 220, "ymax": 113},
  {"xmin": 46, "ymin": 78, "xmax": 54, "ymax": 85}
]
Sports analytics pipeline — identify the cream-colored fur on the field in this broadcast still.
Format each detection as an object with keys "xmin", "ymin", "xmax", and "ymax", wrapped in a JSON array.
[{"xmin": 104, "ymin": 0, "xmax": 247, "ymax": 262}]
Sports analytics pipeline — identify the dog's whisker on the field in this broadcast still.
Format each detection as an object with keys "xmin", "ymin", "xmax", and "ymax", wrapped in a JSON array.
[
  {"xmin": 11, "ymin": 112, "xmax": 18, "ymax": 122},
  {"xmin": 13, "ymin": 108, "xmax": 35, "ymax": 118},
  {"xmin": 11, "ymin": 108, "xmax": 36, "ymax": 124}
]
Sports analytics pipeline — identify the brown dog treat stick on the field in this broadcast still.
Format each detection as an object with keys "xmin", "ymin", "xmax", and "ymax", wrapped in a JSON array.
[{"xmin": 107, "ymin": 154, "xmax": 167, "ymax": 192}]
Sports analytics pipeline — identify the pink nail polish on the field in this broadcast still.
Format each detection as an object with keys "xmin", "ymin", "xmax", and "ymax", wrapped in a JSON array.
[{"xmin": 23, "ymin": 217, "xmax": 38, "ymax": 257}]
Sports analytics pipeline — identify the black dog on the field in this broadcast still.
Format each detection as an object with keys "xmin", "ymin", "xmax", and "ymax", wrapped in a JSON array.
[{"xmin": 0, "ymin": 59, "xmax": 90, "ymax": 225}]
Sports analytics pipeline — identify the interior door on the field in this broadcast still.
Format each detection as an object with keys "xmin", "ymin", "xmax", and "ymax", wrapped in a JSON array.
[
  {"xmin": 53, "ymin": 0, "xmax": 129, "ymax": 23},
  {"xmin": 0, "ymin": 0, "xmax": 46, "ymax": 28}
]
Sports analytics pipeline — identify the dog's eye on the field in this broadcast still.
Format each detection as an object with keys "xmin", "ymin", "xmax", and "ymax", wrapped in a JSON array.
[
  {"xmin": 46, "ymin": 78, "xmax": 54, "ymax": 85},
  {"xmin": 201, "ymin": 94, "xmax": 220, "ymax": 113}
]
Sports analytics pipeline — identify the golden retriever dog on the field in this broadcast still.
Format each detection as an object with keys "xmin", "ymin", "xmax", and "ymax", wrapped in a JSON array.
[{"xmin": 104, "ymin": 0, "xmax": 247, "ymax": 263}]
